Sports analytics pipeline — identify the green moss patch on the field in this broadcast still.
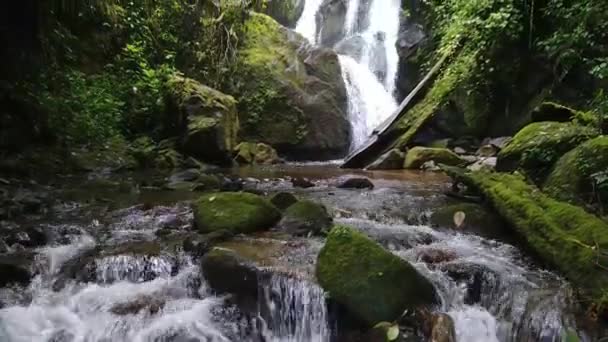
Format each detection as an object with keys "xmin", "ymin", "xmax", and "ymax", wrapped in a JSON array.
[
  {"xmin": 193, "ymin": 192, "xmax": 281, "ymax": 234},
  {"xmin": 404, "ymin": 146, "xmax": 465, "ymax": 169},
  {"xmin": 316, "ymin": 225, "xmax": 437, "ymax": 325},
  {"xmin": 544, "ymin": 136, "xmax": 608, "ymax": 210}
]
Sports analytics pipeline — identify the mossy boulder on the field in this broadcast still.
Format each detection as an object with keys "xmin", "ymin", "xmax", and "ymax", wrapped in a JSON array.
[
  {"xmin": 260, "ymin": 0, "xmax": 305, "ymax": 28},
  {"xmin": 193, "ymin": 192, "xmax": 282, "ymax": 234},
  {"xmin": 201, "ymin": 248, "xmax": 260, "ymax": 300},
  {"xmin": 270, "ymin": 192, "xmax": 299, "ymax": 210},
  {"xmin": 496, "ymin": 122, "xmax": 598, "ymax": 181},
  {"xmin": 165, "ymin": 75, "xmax": 239, "ymax": 165},
  {"xmin": 443, "ymin": 166, "xmax": 608, "ymax": 308},
  {"xmin": 404, "ymin": 147, "xmax": 465, "ymax": 169},
  {"xmin": 278, "ymin": 200, "xmax": 332, "ymax": 235},
  {"xmin": 544, "ymin": 136, "xmax": 608, "ymax": 209},
  {"xmin": 237, "ymin": 13, "xmax": 349, "ymax": 160},
  {"xmin": 234, "ymin": 142, "xmax": 281, "ymax": 165},
  {"xmin": 367, "ymin": 149, "xmax": 406, "ymax": 170},
  {"xmin": 316, "ymin": 225, "xmax": 438, "ymax": 325}
]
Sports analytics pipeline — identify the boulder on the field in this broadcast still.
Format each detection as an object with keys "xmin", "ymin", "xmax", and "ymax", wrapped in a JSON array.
[
  {"xmin": 316, "ymin": 0, "xmax": 347, "ymax": 47},
  {"xmin": 496, "ymin": 121, "xmax": 598, "ymax": 181},
  {"xmin": 292, "ymin": 177, "xmax": 315, "ymax": 188},
  {"xmin": 404, "ymin": 147, "xmax": 465, "ymax": 170},
  {"xmin": 201, "ymin": 248, "xmax": 260, "ymax": 300},
  {"xmin": 165, "ymin": 76, "xmax": 239, "ymax": 165},
  {"xmin": 467, "ymin": 157, "xmax": 496, "ymax": 172},
  {"xmin": 430, "ymin": 202, "xmax": 507, "ymax": 237},
  {"xmin": 367, "ymin": 149, "xmax": 406, "ymax": 170},
  {"xmin": 237, "ymin": 13, "xmax": 350, "ymax": 160},
  {"xmin": 234, "ymin": 142, "xmax": 281, "ymax": 165},
  {"xmin": 544, "ymin": 136, "xmax": 608, "ymax": 209},
  {"xmin": 193, "ymin": 192, "xmax": 282, "ymax": 234},
  {"xmin": 261, "ymin": 0, "xmax": 305, "ymax": 28},
  {"xmin": 442, "ymin": 166, "xmax": 608, "ymax": 308},
  {"xmin": 111, "ymin": 295, "xmax": 165, "ymax": 315},
  {"xmin": 338, "ymin": 177, "xmax": 374, "ymax": 189},
  {"xmin": 278, "ymin": 200, "xmax": 333, "ymax": 235},
  {"xmin": 182, "ymin": 230, "xmax": 234, "ymax": 257},
  {"xmin": 316, "ymin": 225, "xmax": 438, "ymax": 325},
  {"xmin": 270, "ymin": 192, "xmax": 299, "ymax": 210}
]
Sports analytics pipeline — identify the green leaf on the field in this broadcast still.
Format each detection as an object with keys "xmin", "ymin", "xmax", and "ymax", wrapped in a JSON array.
[{"xmin": 387, "ymin": 324, "xmax": 399, "ymax": 341}]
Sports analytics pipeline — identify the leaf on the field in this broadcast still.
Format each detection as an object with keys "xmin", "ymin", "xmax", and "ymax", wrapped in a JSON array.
[
  {"xmin": 209, "ymin": 196, "xmax": 216, "ymax": 202},
  {"xmin": 453, "ymin": 211, "xmax": 466, "ymax": 228},
  {"xmin": 387, "ymin": 324, "xmax": 400, "ymax": 341}
]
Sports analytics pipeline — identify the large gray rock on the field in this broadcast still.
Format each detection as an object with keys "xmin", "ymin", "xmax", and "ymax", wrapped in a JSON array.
[
  {"xmin": 367, "ymin": 149, "xmax": 405, "ymax": 170},
  {"xmin": 237, "ymin": 13, "xmax": 350, "ymax": 160},
  {"xmin": 263, "ymin": 0, "xmax": 305, "ymax": 28},
  {"xmin": 316, "ymin": 0, "xmax": 347, "ymax": 47}
]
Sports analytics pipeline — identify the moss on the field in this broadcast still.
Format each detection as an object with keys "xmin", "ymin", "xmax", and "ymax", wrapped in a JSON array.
[
  {"xmin": 496, "ymin": 121, "xmax": 598, "ymax": 181},
  {"xmin": 270, "ymin": 192, "xmax": 299, "ymax": 211},
  {"xmin": 234, "ymin": 142, "xmax": 280, "ymax": 165},
  {"xmin": 193, "ymin": 192, "xmax": 282, "ymax": 234},
  {"xmin": 404, "ymin": 146, "xmax": 465, "ymax": 169},
  {"xmin": 194, "ymin": 174, "xmax": 221, "ymax": 192},
  {"xmin": 280, "ymin": 200, "xmax": 332, "ymax": 235},
  {"xmin": 316, "ymin": 225, "xmax": 437, "ymax": 325},
  {"xmin": 443, "ymin": 166, "xmax": 608, "ymax": 308},
  {"xmin": 544, "ymin": 136, "xmax": 608, "ymax": 209}
]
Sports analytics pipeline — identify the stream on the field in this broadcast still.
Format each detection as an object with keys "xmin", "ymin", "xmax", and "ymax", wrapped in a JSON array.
[{"xmin": 0, "ymin": 163, "xmax": 593, "ymax": 341}]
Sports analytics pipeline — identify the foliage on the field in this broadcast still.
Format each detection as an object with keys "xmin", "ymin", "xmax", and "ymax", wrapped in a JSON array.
[{"xmin": 536, "ymin": 0, "xmax": 608, "ymax": 79}]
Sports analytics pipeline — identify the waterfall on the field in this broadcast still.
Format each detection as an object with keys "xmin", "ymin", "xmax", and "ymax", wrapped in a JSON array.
[{"xmin": 295, "ymin": 0, "xmax": 401, "ymax": 150}]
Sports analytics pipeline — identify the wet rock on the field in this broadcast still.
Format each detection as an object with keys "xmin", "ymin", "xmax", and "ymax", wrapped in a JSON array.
[
  {"xmin": 453, "ymin": 147, "xmax": 466, "ymax": 155},
  {"xmin": 193, "ymin": 192, "xmax": 282, "ymax": 234},
  {"xmin": 0, "ymin": 254, "xmax": 32, "ymax": 287},
  {"xmin": 110, "ymin": 295, "xmax": 166, "ymax": 315},
  {"xmin": 183, "ymin": 230, "xmax": 234, "ymax": 257},
  {"xmin": 270, "ymin": 192, "xmax": 299, "ymax": 211},
  {"xmin": 234, "ymin": 142, "xmax": 281, "ymax": 165},
  {"xmin": 0, "ymin": 226, "xmax": 47, "ymax": 248},
  {"xmin": 201, "ymin": 248, "xmax": 260, "ymax": 301},
  {"xmin": 338, "ymin": 178, "xmax": 374, "ymax": 189},
  {"xmin": 430, "ymin": 202, "xmax": 507, "ymax": 238},
  {"xmin": 316, "ymin": 0, "xmax": 347, "ymax": 47},
  {"xmin": 367, "ymin": 149, "xmax": 406, "ymax": 170},
  {"xmin": 404, "ymin": 147, "xmax": 465, "ymax": 170},
  {"xmin": 192, "ymin": 174, "xmax": 221, "ymax": 192},
  {"xmin": 261, "ymin": 0, "xmax": 305, "ymax": 28},
  {"xmin": 292, "ymin": 177, "xmax": 315, "ymax": 188},
  {"xmin": 220, "ymin": 177, "xmax": 244, "ymax": 192},
  {"xmin": 48, "ymin": 330, "xmax": 75, "ymax": 342},
  {"xmin": 441, "ymin": 262, "xmax": 498, "ymax": 305},
  {"xmin": 317, "ymin": 226, "xmax": 438, "ymax": 325},
  {"xmin": 428, "ymin": 312, "xmax": 456, "ymax": 342},
  {"xmin": 417, "ymin": 249, "xmax": 457, "ymax": 265},
  {"xmin": 486, "ymin": 136, "xmax": 512, "ymax": 150},
  {"xmin": 278, "ymin": 200, "xmax": 332, "ymax": 236},
  {"xmin": 166, "ymin": 76, "xmax": 239, "ymax": 165},
  {"xmin": 467, "ymin": 157, "xmax": 497, "ymax": 172},
  {"xmin": 476, "ymin": 145, "xmax": 497, "ymax": 158}
]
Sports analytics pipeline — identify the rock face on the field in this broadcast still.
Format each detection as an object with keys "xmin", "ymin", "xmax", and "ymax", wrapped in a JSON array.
[
  {"xmin": 396, "ymin": 14, "xmax": 427, "ymax": 99},
  {"xmin": 234, "ymin": 142, "xmax": 281, "ymax": 165},
  {"xmin": 201, "ymin": 248, "xmax": 260, "ymax": 300},
  {"xmin": 544, "ymin": 136, "xmax": 608, "ymax": 209},
  {"xmin": 278, "ymin": 200, "xmax": 333, "ymax": 235},
  {"xmin": 237, "ymin": 13, "xmax": 350, "ymax": 160},
  {"xmin": 404, "ymin": 147, "xmax": 465, "ymax": 169},
  {"xmin": 366, "ymin": 149, "xmax": 406, "ymax": 170},
  {"xmin": 262, "ymin": 0, "xmax": 305, "ymax": 28},
  {"xmin": 316, "ymin": 225, "xmax": 438, "ymax": 325},
  {"xmin": 316, "ymin": 0, "xmax": 347, "ymax": 47},
  {"xmin": 193, "ymin": 192, "xmax": 282, "ymax": 234},
  {"xmin": 165, "ymin": 76, "xmax": 239, "ymax": 165},
  {"xmin": 496, "ymin": 121, "xmax": 598, "ymax": 180}
]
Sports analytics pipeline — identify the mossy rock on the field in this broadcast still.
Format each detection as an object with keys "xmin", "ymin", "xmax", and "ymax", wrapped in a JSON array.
[
  {"xmin": 404, "ymin": 147, "xmax": 465, "ymax": 169},
  {"xmin": 270, "ymin": 192, "xmax": 299, "ymax": 210},
  {"xmin": 496, "ymin": 121, "xmax": 598, "ymax": 181},
  {"xmin": 431, "ymin": 202, "xmax": 509, "ymax": 239},
  {"xmin": 278, "ymin": 200, "xmax": 332, "ymax": 235},
  {"xmin": 193, "ymin": 192, "xmax": 282, "ymax": 234},
  {"xmin": 201, "ymin": 248, "xmax": 260, "ymax": 300},
  {"xmin": 316, "ymin": 225, "xmax": 438, "ymax": 325},
  {"xmin": 165, "ymin": 75, "xmax": 239, "ymax": 165},
  {"xmin": 442, "ymin": 166, "xmax": 608, "ymax": 308},
  {"xmin": 234, "ymin": 142, "xmax": 280, "ymax": 165},
  {"xmin": 544, "ymin": 136, "xmax": 608, "ymax": 210},
  {"xmin": 259, "ymin": 0, "xmax": 305, "ymax": 28},
  {"xmin": 236, "ymin": 13, "xmax": 349, "ymax": 160}
]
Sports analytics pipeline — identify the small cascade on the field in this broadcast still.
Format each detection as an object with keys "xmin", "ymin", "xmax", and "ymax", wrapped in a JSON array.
[
  {"xmin": 260, "ymin": 273, "xmax": 331, "ymax": 342},
  {"xmin": 295, "ymin": 0, "xmax": 401, "ymax": 150}
]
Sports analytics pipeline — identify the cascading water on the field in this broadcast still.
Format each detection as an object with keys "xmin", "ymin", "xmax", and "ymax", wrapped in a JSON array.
[{"xmin": 296, "ymin": 0, "xmax": 401, "ymax": 150}]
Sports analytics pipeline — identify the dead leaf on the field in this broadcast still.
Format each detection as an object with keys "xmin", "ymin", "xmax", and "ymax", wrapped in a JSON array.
[{"xmin": 453, "ymin": 211, "xmax": 466, "ymax": 229}]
